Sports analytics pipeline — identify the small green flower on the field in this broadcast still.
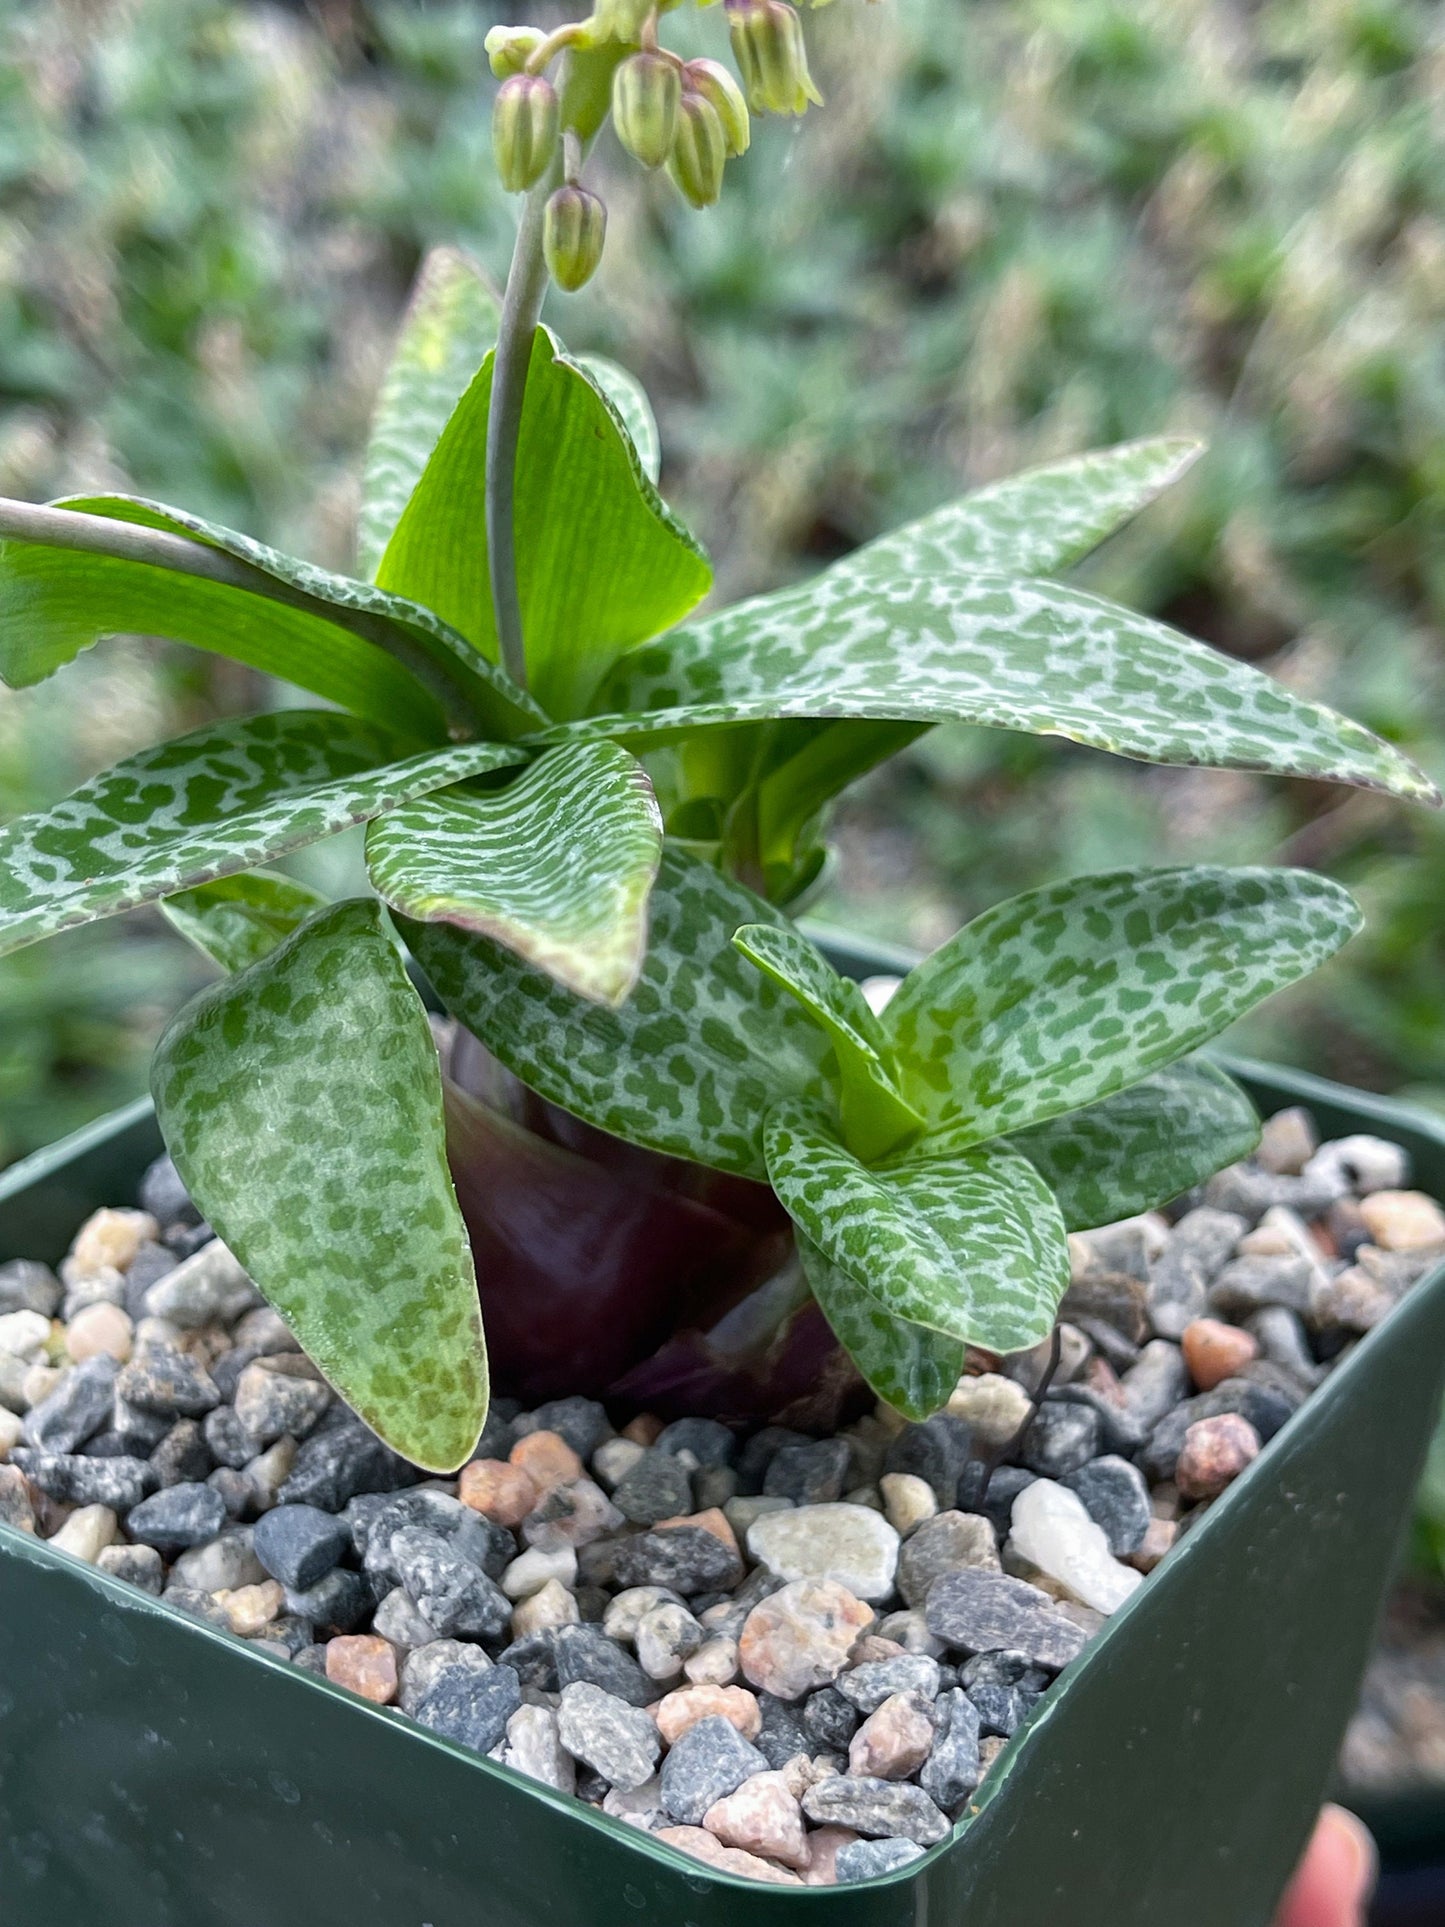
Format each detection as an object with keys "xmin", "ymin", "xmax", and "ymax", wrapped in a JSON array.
[
  {"xmin": 613, "ymin": 52, "xmax": 683, "ymax": 169},
  {"xmin": 484, "ymin": 24, "xmax": 548, "ymax": 79},
  {"xmin": 544, "ymin": 183, "xmax": 608, "ymax": 290},
  {"xmin": 726, "ymin": 0, "xmax": 822, "ymax": 116},
  {"xmin": 492, "ymin": 74, "xmax": 561, "ymax": 193},
  {"xmin": 669, "ymin": 91, "xmax": 727, "ymax": 208},
  {"xmin": 685, "ymin": 57, "xmax": 751, "ymax": 157}
]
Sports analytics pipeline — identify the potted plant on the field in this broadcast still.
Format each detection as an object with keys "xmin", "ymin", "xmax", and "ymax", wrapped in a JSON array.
[{"xmin": 1, "ymin": 3, "xmax": 1443, "ymax": 1920}]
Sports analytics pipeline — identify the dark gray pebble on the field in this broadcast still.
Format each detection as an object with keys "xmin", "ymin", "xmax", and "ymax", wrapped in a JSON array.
[
  {"xmin": 925, "ymin": 1569, "xmax": 1088, "ymax": 1672},
  {"xmin": 803, "ymin": 1684, "xmax": 860, "ymax": 1749},
  {"xmin": 882, "ymin": 1415, "xmax": 973, "ymax": 1508},
  {"xmin": 801, "ymin": 1776, "xmax": 950, "ymax": 1845},
  {"xmin": 512, "ymin": 1397, "xmax": 611, "ymax": 1459},
  {"xmin": 612, "ymin": 1448, "xmax": 693, "ymax": 1526},
  {"xmin": 139, "ymin": 1152, "xmax": 201, "ymax": 1228},
  {"xmin": 254, "ymin": 1503, "xmax": 351, "ymax": 1591},
  {"xmin": 763, "ymin": 1437, "xmax": 851, "ymax": 1504},
  {"xmin": 1065, "ymin": 1455, "xmax": 1151, "ymax": 1557},
  {"xmin": 22, "ymin": 1355, "xmax": 119, "ymax": 1454},
  {"xmin": 655, "ymin": 1418, "xmax": 735, "ymax": 1468},
  {"xmin": 836, "ymin": 1838, "xmax": 926, "ymax": 1881},
  {"xmin": 283, "ymin": 1566, "xmax": 373, "ymax": 1637},
  {"xmin": 415, "ymin": 1662, "xmax": 522, "ymax": 1755},
  {"xmin": 920, "ymin": 1687, "xmax": 983, "ymax": 1810},
  {"xmin": 150, "ymin": 1419, "xmax": 214, "ymax": 1487},
  {"xmin": 1015, "ymin": 1402, "xmax": 1100, "ymax": 1479},
  {"xmin": 11, "ymin": 1448, "xmax": 155, "ymax": 1510},
  {"xmin": 1139, "ymin": 1378, "xmax": 1295, "ymax": 1483},
  {"xmin": 127, "ymin": 1481, "xmax": 227, "ymax": 1552},
  {"xmin": 755, "ymin": 1692, "xmax": 810, "ymax": 1770},
  {"xmin": 391, "ymin": 1528, "xmax": 511, "ymax": 1640},
  {"xmin": 553, "ymin": 1623, "xmax": 654, "ymax": 1707},
  {"xmin": 203, "ymin": 1405, "xmax": 261, "ymax": 1471},
  {"xmin": 611, "ymin": 1525, "xmax": 743, "ymax": 1595},
  {"xmin": 659, "ymin": 1715, "xmax": 768, "ymax": 1825},
  {"xmin": 837, "ymin": 1655, "xmax": 942, "ymax": 1713}
]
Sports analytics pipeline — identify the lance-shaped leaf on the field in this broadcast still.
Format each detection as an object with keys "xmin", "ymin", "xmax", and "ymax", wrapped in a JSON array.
[
  {"xmin": 884, "ymin": 866, "xmax": 1362, "ymax": 1147},
  {"xmin": 377, "ymin": 327, "xmax": 711, "ymax": 721},
  {"xmin": 574, "ymin": 354, "xmax": 662, "ymax": 484},
  {"xmin": 799, "ymin": 1236, "xmax": 964, "ymax": 1422},
  {"xmin": 358, "ymin": 246, "xmax": 501, "ymax": 580},
  {"xmin": 56, "ymin": 493, "xmax": 544, "ymax": 741},
  {"xmin": 0, "ymin": 710, "xmax": 522, "ymax": 957},
  {"xmin": 404, "ymin": 846, "xmax": 833, "ymax": 1181},
  {"xmin": 161, "ymin": 870, "xmax": 331, "ymax": 975},
  {"xmin": 1008, "ymin": 1057, "xmax": 1260, "ymax": 1231},
  {"xmin": 766, "ymin": 1102, "xmax": 1070, "ymax": 1353},
  {"xmin": 151, "ymin": 899, "xmax": 488, "ymax": 1471},
  {"xmin": 582, "ymin": 569, "xmax": 1437, "ymax": 804},
  {"xmin": 366, "ymin": 741, "xmax": 663, "ymax": 1007},
  {"xmin": 732, "ymin": 921, "xmax": 923, "ymax": 1161},
  {"xmin": 848, "ymin": 437, "xmax": 1204, "ymax": 582}
]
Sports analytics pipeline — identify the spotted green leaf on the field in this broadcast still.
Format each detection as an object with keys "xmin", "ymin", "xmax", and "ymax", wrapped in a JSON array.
[
  {"xmin": 160, "ymin": 870, "xmax": 331, "ymax": 975},
  {"xmin": 765, "ymin": 1102, "xmax": 1070, "ymax": 1352},
  {"xmin": 884, "ymin": 866, "xmax": 1362, "ymax": 1147},
  {"xmin": 732, "ymin": 921, "xmax": 923, "ymax": 1161},
  {"xmin": 405, "ymin": 845, "xmax": 832, "ymax": 1180},
  {"xmin": 1008, "ymin": 1057, "xmax": 1261, "ymax": 1230},
  {"xmin": 57, "ymin": 493, "xmax": 544, "ymax": 742},
  {"xmin": 0, "ymin": 710, "xmax": 521, "ymax": 958},
  {"xmin": 582, "ymin": 570, "xmax": 1436, "ymax": 805},
  {"xmin": 152, "ymin": 898, "xmax": 487, "ymax": 1471},
  {"xmin": 358, "ymin": 246, "xmax": 501, "ymax": 579},
  {"xmin": 799, "ymin": 1236, "xmax": 964, "ymax": 1422},
  {"xmin": 574, "ymin": 354, "xmax": 662, "ymax": 484},
  {"xmin": 366, "ymin": 741, "xmax": 662, "ymax": 1007},
  {"xmin": 377, "ymin": 326, "xmax": 711, "ymax": 721}
]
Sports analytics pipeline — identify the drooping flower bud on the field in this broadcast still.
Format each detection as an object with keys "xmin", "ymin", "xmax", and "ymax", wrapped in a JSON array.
[
  {"xmin": 492, "ymin": 74, "xmax": 561, "ymax": 194},
  {"xmin": 544, "ymin": 184, "xmax": 608, "ymax": 291},
  {"xmin": 726, "ymin": 0, "xmax": 822, "ymax": 117},
  {"xmin": 684, "ymin": 58, "xmax": 750, "ymax": 158},
  {"xmin": 668, "ymin": 92, "xmax": 727, "ymax": 209},
  {"xmin": 485, "ymin": 24, "xmax": 548, "ymax": 79},
  {"xmin": 612, "ymin": 52, "xmax": 682, "ymax": 170}
]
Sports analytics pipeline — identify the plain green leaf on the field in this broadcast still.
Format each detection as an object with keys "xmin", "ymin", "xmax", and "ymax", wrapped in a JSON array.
[
  {"xmin": 377, "ymin": 326, "xmax": 711, "ymax": 721},
  {"xmin": 732, "ymin": 921, "xmax": 923, "ymax": 1160},
  {"xmin": 358, "ymin": 246, "xmax": 501, "ymax": 579},
  {"xmin": 1008, "ymin": 1057, "xmax": 1260, "ymax": 1230},
  {"xmin": 765, "ymin": 1101, "xmax": 1070, "ymax": 1352},
  {"xmin": 59, "ymin": 493, "xmax": 544, "ymax": 742},
  {"xmin": 366, "ymin": 740, "xmax": 663, "ymax": 1007},
  {"xmin": 582, "ymin": 568, "xmax": 1437, "ymax": 805},
  {"xmin": 884, "ymin": 866, "xmax": 1363, "ymax": 1146},
  {"xmin": 161, "ymin": 869, "xmax": 331, "ymax": 975},
  {"xmin": 0, "ymin": 709, "xmax": 521, "ymax": 957},
  {"xmin": 152, "ymin": 898, "xmax": 488, "ymax": 1472},
  {"xmin": 574, "ymin": 354, "xmax": 662, "ymax": 484},
  {"xmin": 404, "ymin": 845, "xmax": 833, "ymax": 1180},
  {"xmin": 799, "ymin": 1235, "xmax": 964, "ymax": 1422}
]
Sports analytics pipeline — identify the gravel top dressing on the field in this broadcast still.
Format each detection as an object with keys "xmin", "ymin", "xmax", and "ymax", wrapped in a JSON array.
[{"xmin": 2, "ymin": 1103, "xmax": 1442, "ymax": 1887}]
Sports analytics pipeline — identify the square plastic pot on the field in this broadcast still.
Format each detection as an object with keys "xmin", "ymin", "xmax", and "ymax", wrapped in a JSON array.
[{"xmin": 2, "ymin": 1048, "xmax": 1443, "ymax": 1927}]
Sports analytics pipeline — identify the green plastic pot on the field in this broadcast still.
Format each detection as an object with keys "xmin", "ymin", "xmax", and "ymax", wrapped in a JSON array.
[{"xmin": 2, "ymin": 1022, "xmax": 1443, "ymax": 1926}]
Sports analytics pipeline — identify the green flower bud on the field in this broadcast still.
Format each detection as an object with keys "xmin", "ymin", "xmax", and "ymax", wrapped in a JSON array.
[
  {"xmin": 544, "ymin": 184, "xmax": 607, "ymax": 292},
  {"xmin": 726, "ymin": 0, "xmax": 822, "ymax": 117},
  {"xmin": 684, "ymin": 58, "xmax": 750, "ymax": 157},
  {"xmin": 668, "ymin": 92, "xmax": 727, "ymax": 209},
  {"xmin": 485, "ymin": 25, "xmax": 548, "ymax": 79},
  {"xmin": 589, "ymin": 0, "xmax": 653, "ymax": 42},
  {"xmin": 492, "ymin": 74, "xmax": 561, "ymax": 194},
  {"xmin": 612, "ymin": 52, "xmax": 682, "ymax": 170}
]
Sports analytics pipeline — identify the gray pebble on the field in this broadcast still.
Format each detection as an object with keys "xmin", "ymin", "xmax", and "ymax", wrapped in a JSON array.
[
  {"xmin": 837, "ymin": 1655, "xmax": 942, "ymax": 1713},
  {"xmin": 897, "ymin": 1511, "xmax": 999, "ymax": 1609},
  {"xmin": 253, "ymin": 1614, "xmax": 315, "ymax": 1659},
  {"xmin": 557, "ymin": 1680, "xmax": 661, "ymax": 1791},
  {"xmin": 658, "ymin": 1714, "xmax": 768, "ymax": 1824},
  {"xmin": 150, "ymin": 1419, "xmax": 213, "ymax": 1487},
  {"xmin": 11, "ymin": 1448, "xmax": 155, "ymax": 1510},
  {"xmin": 111, "ymin": 1397, "xmax": 171, "ymax": 1457},
  {"xmin": 278, "ymin": 1411, "xmax": 417, "ymax": 1511},
  {"xmin": 415, "ymin": 1661, "xmax": 522, "ymax": 1755},
  {"xmin": 882, "ymin": 1415, "xmax": 972, "ymax": 1507},
  {"xmin": 208, "ymin": 1467, "xmax": 251, "ymax": 1519},
  {"xmin": 127, "ymin": 1481, "xmax": 227, "ymax": 1552},
  {"xmin": 97, "ymin": 1542, "xmax": 164, "ymax": 1594},
  {"xmin": 735, "ymin": 1426, "xmax": 809, "ymax": 1492},
  {"xmin": 1147, "ymin": 1208, "xmax": 1248, "ymax": 1336},
  {"xmin": 171, "ymin": 1527, "xmax": 265, "ymax": 1592},
  {"xmin": 513, "ymin": 1398, "xmax": 611, "ymax": 1459},
  {"xmin": 613, "ymin": 1449, "xmax": 693, "ymax": 1526},
  {"xmin": 391, "ymin": 1528, "xmax": 511, "ymax": 1640},
  {"xmin": 1118, "ymin": 1341, "xmax": 1190, "ymax": 1431},
  {"xmin": 497, "ymin": 1630, "xmax": 562, "ymax": 1691},
  {"xmin": 122, "ymin": 1243, "xmax": 179, "ymax": 1322},
  {"xmin": 22, "ymin": 1355, "xmax": 119, "ymax": 1453},
  {"xmin": 164, "ymin": 1587, "xmax": 235, "ymax": 1632},
  {"xmin": 0, "ymin": 1465, "xmax": 35, "ymax": 1532},
  {"xmin": 115, "ymin": 1346, "xmax": 221, "ymax": 1422},
  {"xmin": 0, "ymin": 1260, "xmax": 62, "ymax": 1318},
  {"xmin": 139, "ymin": 1152, "xmax": 200, "ymax": 1228},
  {"xmin": 803, "ymin": 1684, "xmax": 861, "ymax": 1749},
  {"xmin": 955, "ymin": 1465, "xmax": 1036, "ymax": 1538},
  {"xmin": 962, "ymin": 1648, "xmax": 1045, "ymax": 1737},
  {"xmin": 283, "ymin": 1566, "xmax": 373, "ymax": 1636},
  {"xmin": 920, "ymin": 1687, "xmax": 982, "ymax": 1809},
  {"xmin": 1139, "ymin": 1378, "xmax": 1295, "ymax": 1482},
  {"xmin": 1247, "ymin": 1307, "xmax": 1323, "ymax": 1383},
  {"xmin": 1016, "ymin": 1402, "xmax": 1100, "ymax": 1478},
  {"xmin": 755, "ymin": 1691, "xmax": 811, "ymax": 1769},
  {"xmin": 361, "ymin": 1489, "xmax": 510, "ymax": 1585},
  {"xmin": 144, "ymin": 1241, "xmax": 259, "ymax": 1328},
  {"xmin": 925, "ymin": 1569, "xmax": 1089, "ymax": 1671},
  {"xmin": 400, "ymin": 1639, "xmax": 492, "ymax": 1716},
  {"xmin": 203, "ymin": 1405, "xmax": 261, "ymax": 1470},
  {"xmin": 612, "ymin": 1525, "xmax": 743, "ymax": 1595},
  {"xmin": 836, "ymin": 1837, "xmax": 926, "ymax": 1881},
  {"xmin": 655, "ymin": 1418, "xmax": 735, "ymax": 1468},
  {"xmin": 1208, "ymin": 1255, "xmax": 1316, "ymax": 1321},
  {"xmin": 763, "ymin": 1438, "xmax": 851, "ymax": 1504},
  {"xmin": 554, "ymin": 1623, "xmax": 654, "ymax": 1707},
  {"xmin": 370, "ymin": 1587, "xmax": 438, "ymax": 1654},
  {"xmin": 233, "ymin": 1358, "xmax": 330, "ymax": 1446},
  {"xmin": 1065, "ymin": 1456, "xmax": 1151, "ymax": 1556},
  {"xmin": 801, "ymin": 1775, "xmax": 950, "ymax": 1845},
  {"xmin": 253, "ymin": 1503, "xmax": 350, "ymax": 1591}
]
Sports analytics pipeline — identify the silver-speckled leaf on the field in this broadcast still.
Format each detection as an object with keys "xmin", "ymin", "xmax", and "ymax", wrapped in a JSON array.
[
  {"xmin": 1008, "ymin": 1057, "xmax": 1260, "ymax": 1230},
  {"xmin": 798, "ymin": 1235, "xmax": 965, "ymax": 1422},
  {"xmin": 885, "ymin": 866, "xmax": 1362, "ymax": 1146},
  {"xmin": 358, "ymin": 246, "xmax": 501, "ymax": 579},
  {"xmin": 152, "ymin": 898, "xmax": 488, "ymax": 1472},
  {"xmin": 766, "ymin": 1102, "xmax": 1069, "ymax": 1351},
  {"xmin": 366, "ymin": 741, "xmax": 663, "ymax": 1007},
  {"xmin": 0, "ymin": 710, "xmax": 522, "ymax": 959},
  {"xmin": 404, "ymin": 846, "xmax": 833, "ymax": 1180},
  {"xmin": 580, "ymin": 570, "xmax": 1435, "ymax": 803},
  {"xmin": 161, "ymin": 870, "xmax": 331, "ymax": 975},
  {"xmin": 732, "ymin": 921, "xmax": 922, "ymax": 1160}
]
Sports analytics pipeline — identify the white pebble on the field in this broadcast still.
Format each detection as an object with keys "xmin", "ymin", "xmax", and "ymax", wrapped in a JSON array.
[
  {"xmin": 65, "ymin": 1302, "xmax": 134, "ymax": 1364},
  {"xmin": 879, "ymin": 1473, "xmax": 937, "ymax": 1538},
  {"xmin": 0, "ymin": 1407, "xmax": 21, "ymax": 1457},
  {"xmin": 1304, "ymin": 1135, "xmax": 1409, "ymax": 1197},
  {"xmin": 946, "ymin": 1373, "xmax": 1033, "ymax": 1448},
  {"xmin": 67, "ymin": 1208, "xmax": 157, "ymax": 1279},
  {"xmin": 592, "ymin": 1437, "xmax": 646, "ymax": 1489},
  {"xmin": 49, "ymin": 1504, "xmax": 118, "ymax": 1563},
  {"xmin": 1009, "ymin": 1479, "xmax": 1143, "ymax": 1616},
  {"xmin": 511, "ymin": 1576, "xmax": 581, "ymax": 1639},
  {"xmin": 0, "ymin": 1310, "xmax": 51, "ymax": 1362},
  {"xmin": 684, "ymin": 1637, "xmax": 739, "ymax": 1686},
  {"xmin": 501, "ymin": 1543, "xmax": 577, "ymax": 1600},
  {"xmin": 22, "ymin": 1363, "xmax": 61, "ymax": 1408}
]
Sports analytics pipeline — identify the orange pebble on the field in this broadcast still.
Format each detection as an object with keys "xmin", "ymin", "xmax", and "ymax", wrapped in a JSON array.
[
  {"xmin": 621, "ymin": 1413, "xmax": 665, "ymax": 1446},
  {"xmin": 509, "ymin": 1429, "xmax": 583, "ymax": 1496},
  {"xmin": 1176, "ymin": 1414, "xmax": 1260, "ymax": 1501},
  {"xmin": 654, "ymin": 1506, "xmax": 739, "ymax": 1555},
  {"xmin": 325, "ymin": 1634, "xmax": 398, "ymax": 1705},
  {"xmin": 459, "ymin": 1458, "xmax": 538, "ymax": 1527},
  {"xmin": 654, "ymin": 1683, "xmax": 763, "ymax": 1745},
  {"xmin": 1181, "ymin": 1317, "xmax": 1260, "ymax": 1392}
]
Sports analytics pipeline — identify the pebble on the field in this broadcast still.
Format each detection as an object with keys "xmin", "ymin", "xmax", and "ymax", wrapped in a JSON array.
[
  {"xmin": 1008, "ymin": 1478, "xmax": 1143, "ymax": 1615},
  {"xmin": 848, "ymin": 1691, "xmax": 935, "ymax": 1779},
  {"xmin": 458, "ymin": 1459, "xmax": 537, "ymax": 1527},
  {"xmin": 63, "ymin": 1301, "xmax": 134, "ymax": 1365},
  {"xmin": 1175, "ymin": 1415, "xmax": 1261, "ymax": 1501},
  {"xmin": 171, "ymin": 1528, "xmax": 265, "ymax": 1593},
  {"xmin": 925, "ymin": 1569, "xmax": 1088, "ymax": 1670},
  {"xmin": 802, "ymin": 1825, "xmax": 863, "ymax": 1886},
  {"xmin": 837, "ymin": 1655, "xmax": 941, "ymax": 1712},
  {"xmin": 636, "ymin": 1601, "xmax": 704, "ymax": 1680},
  {"xmin": 234, "ymin": 1357, "xmax": 330, "ymax": 1445},
  {"xmin": 876, "ymin": 1609, "xmax": 944, "ymax": 1657},
  {"xmin": 49, "ymin": 1503, "xmax": 118, "ymax": 1563},
  {"xmin": 509, "ymin": 1429, "xmax": 584, "ymax": 1496},
  {"xmin": 0, "ymin": 1310, "xmax": 52, "ymax": 1361},
  {"xmin": 1358, "ymin": 1191, "xmax": 1445, "ymax": 1252},
  {"xmin": 804, "ymin": 1683, "xmax": 860, "ymax": 1749},
  {"xmin": 896, "ymin": 1511, "xmax": 999, "ymax": 1609},
  {"xmin": 285, "ymin": 1566, "xmax": 371, "ymax": 1635},
  {"xmin": 654, "ymin": 1825, "xmax": 802, "ymax": 1884},
  {"xmin": 522, "ymin": 1476, "xmax": 623, "ymax": 1551},
  {"xmin": 1303, "ymin": 1135, "xmax": 1409, "ymax": 1195},
  {"xmin": 0, "ymin": 1259, "xmax": 62, "ymax": 1317},
  {"xmin": 882, "ymin": 1414, "xmax": 972, "ymax": 1507},
  {"xmin": 660, "ymin": 1714, "xmax": 770, "ymax": 1824},
  {"xmin": 150, "ymin": 1420, "xmax": 213, "ymax": 1487},
  {"xmin": 656, "ymin": 1417, "xmax": 735, "ymax": 1468},
  {"xmin": 415, "ymin": 1660, "xmax": 521, "ymax": 1754},
  {"xmin": 512, "ymin": 1576, "xmax": 580, "ymax": 1638},
  {"xmin": 746, "ymin": 1503, "xmax": 899, "ymax": 1602},
  {"xmin": 1064, "ymin": 1456, "xmax": 1151, "ymax": 1557},
  {"xmin": 126, "ymin": 1481, "xmax": 227, "ymax": 1553},
  {"xmin": 591, "ymin": 1437, "xmax": 646, "ymax": 1490},
  {"xmin": 0, "ymin": 1463, "xmax": 35, "ymax": 1531},
  {"xmin": 399, "ymin": 1638, "xmax": 491, "ymax": 1716},
  {"xmin": 1140, "ymin": 1379, "xmax": 1291, "ymax": 1482},
  {"xmin": 391, "ymin": 1529, "xmax": 511, "ymax": 1640},
  {"xmin": 22, "ymin": 1363, "xmax": 62, "ymax": 1409},
  {"xmin": 557, "ymin": 1681, "xmax": 661, "ymax": 1790},
  {"xmin": 1181, "ymin": 1318, "xmax": 1261, "ymax": 1392},
  {"xmin": 1207, "ymin": 1255, "xmax": 1317, "ymax": 1320},
  {"xmin": 69, "ymin": 1208, "xmax": 158, "ymax": 1278},
  {"xmin": 97, "ymin": 1543, "xmax": 163, "ymax": 1593},
  {"xmin": 920, "ymin": 1688, "xmax": 982, "ymax": 1808},
  {"xmin": 612, "ymin": 1522, "xmax": 743, "ymax": 1595},
  {"xmin": 739, "ymin": 1580, "xmax": 874, "ymax": 1699},
  {"xmin": 836, "ymin": 1837, "xmax": 926, "ymax": 1881},
  {"xmin": 684, "ymin": 1635, "xmax": 739, "ymax": 1686},
  {"xmin": 253, "ymin": 1504, "xmax": 350, "ymax": 1591},
  {"xmin": 371, "ymin": 1586, "xmax": 438, "ymax": 1653},
  {"xmin": 1126, "ymin": 1517, "xmax": 1178, "ymax": 1573},
  {"xmin": 878, "ymin": 1472, "xmax": 937, "ymax": 1538},
  {"xmin": 22, "ymin": 1354, "xmax": 118, "ymax": 1453},
  {"xmin": 501, "ymin": 1545, "xmax": 577, "ymax": 1600},
  {"xmin": 725, "ymin": 1495, "xmax": 794, "ymax": 1537},
  {"xmin": 12, "ymin": 1448, "xmax": 153, "ymax": 1511},
  {"xmin": 613, "ymin": 1448, "xmax": 694, "ymax": 1525},
  {"xmin": 1017, "ymin": 1403, "xmax": 1100, "ymax": 1478},
  {"xmin": 1257, "ymin": 1107, "xmax": 1318, "ymax": 1175},
  {"xmin": 655, "ymin": 1683, "xmax": 763, "ymax": 1744},
  {"xmin": 144, "ymin": 1241, "xmax": 258, "ymax": 1328},
  {"xmin": 554, "ymin": 1623, "xmax": 655, "ymax": 1706},
  {"xmin": 514, "ymin": 1397, "xmax": 611, "ymax": 1460},
  {"xmin": 800, "ymin": 1776, "xmax": 950, "ymax": 1846},
  {"xmin": 703, "ymin": 1769, "xmax": 810, "ymax": 1868},
  {"xmin": 0, "ymin": 1408, "xmax": 21, "ymax": 1458},
  {"xmin": 1147, "ymin": 1208, "xmax": 1248, "ymax": 1338},
  {"xmin": 325, "ymin": 1634, "xmax": 399, "ymax": 1705},
  {"xmin": 763, "ymin": 1438, "xmax": 851, "ymax": 1504},
  {"xmin": 217, "ymin": 1580, "xmax": 285, "ymax": 1636}
]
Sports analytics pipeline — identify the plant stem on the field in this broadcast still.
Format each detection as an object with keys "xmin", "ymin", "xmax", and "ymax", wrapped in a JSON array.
[{"xmin": 486, "ymin": 159, "xmax": 562, "ymax": 691}]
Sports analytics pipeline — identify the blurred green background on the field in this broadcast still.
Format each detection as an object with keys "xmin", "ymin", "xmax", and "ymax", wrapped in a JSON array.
[{"xmin": 0, "ymin": 0, "xmax": 1441, "ymax": 1170}]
